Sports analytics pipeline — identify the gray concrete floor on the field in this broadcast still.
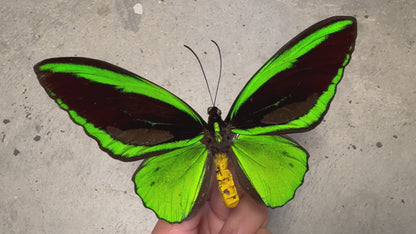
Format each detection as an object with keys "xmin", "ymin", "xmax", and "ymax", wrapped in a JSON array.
[{"xmin": 1, "ymin": 0, "xmax": 415, "ymax": 233}]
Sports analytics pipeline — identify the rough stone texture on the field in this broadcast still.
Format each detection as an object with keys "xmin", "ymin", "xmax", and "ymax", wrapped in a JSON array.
[{"xmin": 1, "ymin": 0, "xmax": 415, "ymax": 233}]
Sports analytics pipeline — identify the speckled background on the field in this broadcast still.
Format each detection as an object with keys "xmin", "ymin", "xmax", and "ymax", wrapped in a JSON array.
[{"xmin": 1, "ymin": 0, "xmax": 415, "ymax": 233}]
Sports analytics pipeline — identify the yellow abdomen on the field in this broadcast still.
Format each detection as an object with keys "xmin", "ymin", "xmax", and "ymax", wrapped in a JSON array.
[{"xmin": 214, "ymin": 153, "xmax": 239, "ymax": 208}]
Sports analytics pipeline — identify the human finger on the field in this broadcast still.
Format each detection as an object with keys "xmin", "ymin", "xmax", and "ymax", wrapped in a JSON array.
[
  {"xmin": 219, "ymin": 193, "xmax": 270, "ymax": 234},
  {"xmin": 152, "ymin": 207, "xmax": 203, "ymax": 234}
]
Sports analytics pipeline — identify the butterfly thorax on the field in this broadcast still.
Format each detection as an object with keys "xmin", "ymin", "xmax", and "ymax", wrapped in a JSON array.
[{"xmin": 202, "ymin": 106, "xmax": 236, "ymax": 154}]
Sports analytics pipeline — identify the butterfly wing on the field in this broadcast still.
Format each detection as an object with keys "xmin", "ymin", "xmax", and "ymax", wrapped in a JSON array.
[
  {"xmin": 135, "ymin": 143, "xmax": 211, "ymax": 222},
  {"xmin": 34, "ymin": 57, "xmax": 205, "ymax": 158},
  {"xmin": 227, "ymin": 16, "xmax": 357, "ymax": 207},
  {"xmin": 34, "ymin": 57, "xmax": 210, "ymax": 222},
  {"xmin": 231, "ymin": 135, "xmax": 308, "ymax": 207},
  {"xmin": 226, "ymin": 16, "xmax": 357, "ymax": 135}
]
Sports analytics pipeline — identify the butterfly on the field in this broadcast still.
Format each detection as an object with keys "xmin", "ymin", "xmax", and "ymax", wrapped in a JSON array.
[{"xmin": 34, "ymin": 16, "xmax": 357, "ymax": 223}]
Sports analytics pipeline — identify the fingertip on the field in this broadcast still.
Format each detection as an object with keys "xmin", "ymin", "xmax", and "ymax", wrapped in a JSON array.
[{"xmin": 152, "ymin": 219, "xmax": 170, "ymax": 234}]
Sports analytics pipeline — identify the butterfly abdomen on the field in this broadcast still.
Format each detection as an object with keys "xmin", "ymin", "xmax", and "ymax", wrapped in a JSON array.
[{"xmin": 214, "ymin": 153, "xmax": 239, "ymax": 208}]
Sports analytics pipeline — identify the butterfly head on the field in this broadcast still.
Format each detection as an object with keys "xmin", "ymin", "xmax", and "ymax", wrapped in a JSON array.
[{"xmin": 207, "ymin": 106, "xmax": 223, "ymax": 124}]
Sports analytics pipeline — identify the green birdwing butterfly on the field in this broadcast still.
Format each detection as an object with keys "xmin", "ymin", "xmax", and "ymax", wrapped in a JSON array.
[{"xmin": 34, "ymin": 16, "xmax": 357, "ymax": 223}]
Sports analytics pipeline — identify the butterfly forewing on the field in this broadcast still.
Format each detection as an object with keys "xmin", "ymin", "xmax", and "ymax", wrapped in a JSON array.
[
  {"xmin": 226, "ymin": 16, "xmax": 357, "ymax": 135},
  {"xmin": 35, "ymin": 57, "xmax": 205, "ymax": 158}
]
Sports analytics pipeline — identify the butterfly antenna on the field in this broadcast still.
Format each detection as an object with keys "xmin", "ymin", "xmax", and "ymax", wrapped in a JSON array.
[
  {"xmin": 211, "ymin": 40, "xmax": 222, "ymax": 106},
  {"xmin": 184, "ymin": 44, "xmax": 215, "ymax": 106}
]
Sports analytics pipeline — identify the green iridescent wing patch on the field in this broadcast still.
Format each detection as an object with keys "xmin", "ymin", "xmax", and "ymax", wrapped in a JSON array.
[
  {"xmin": 34, "ymin": 57, "xmax": 205, "ymax": 159},
  {"xmin": 135, "ymin": 143, "xmax": 210, "ymax": 222},
  {"xmin": 231, "ymin": 135, "xmax": 308, "ymax": 207},
  {"xmin": 226, "ymin": 16, "xmax": 357, "ymax": 135}
]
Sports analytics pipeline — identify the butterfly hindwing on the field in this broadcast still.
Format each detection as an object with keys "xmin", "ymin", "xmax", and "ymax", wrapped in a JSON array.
[
  {"xmin": 34, "ymin": 57, "xmax": 205, "ymax": 159},
  {"xmin": 227, "ymin": 16, "xmax": 357, "ymax": 135},
  {"xmin": 135, "ymin": 143, "xmax": 211, "ymax": 222},
  {"xmin": 231, "ymin": 135, "xmax": 308, "ymax": 207}
]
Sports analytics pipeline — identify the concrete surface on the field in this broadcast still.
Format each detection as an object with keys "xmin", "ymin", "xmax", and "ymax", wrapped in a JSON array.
[{"xmin": 1, "ymin": 0, "xmax": 415, "ymax": 233}]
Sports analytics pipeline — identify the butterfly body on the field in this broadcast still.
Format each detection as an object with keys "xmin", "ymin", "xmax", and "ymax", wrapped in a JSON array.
[
  {"xmin": 203, "ymin": 106, "xmax": 240, "ymax": 208},
  {"xmin": 34, "ymin": 16, "xmax": 357, "ymax": 223}
]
